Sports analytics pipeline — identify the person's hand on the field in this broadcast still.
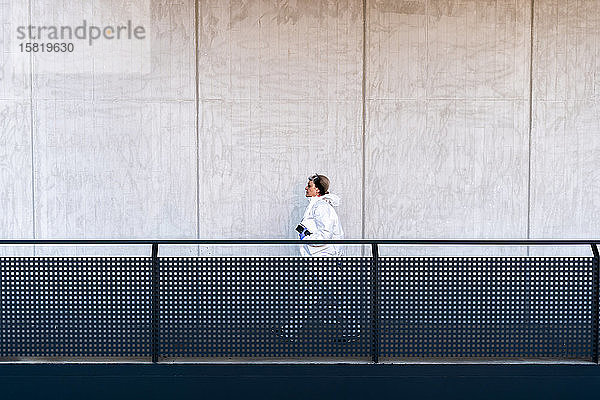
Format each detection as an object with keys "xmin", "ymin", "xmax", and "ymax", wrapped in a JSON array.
[{"xmin": 297, "ymin": 225, "xmax": 311, "ymax": 240}]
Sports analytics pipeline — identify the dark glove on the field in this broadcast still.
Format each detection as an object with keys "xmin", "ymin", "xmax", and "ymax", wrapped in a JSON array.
[{"xmin": 295, "ymin": 224, "xmax": 311, "ymax": 240}]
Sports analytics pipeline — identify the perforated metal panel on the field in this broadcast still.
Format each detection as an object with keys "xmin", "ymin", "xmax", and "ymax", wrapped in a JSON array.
[
  {"xmin": 379, "ymin": 257, "xmax": 595, "ymax": 360},
  {"xmin": 0, "ymin": 254, "xmax": 597, "ymax": 362},
  {"xmin": 0, "ymin": 258, "xmax": 152, "ymax": 359},
  {"xmin": 158, "ymin": 257, "xmax": 371, "ymax": 359}
]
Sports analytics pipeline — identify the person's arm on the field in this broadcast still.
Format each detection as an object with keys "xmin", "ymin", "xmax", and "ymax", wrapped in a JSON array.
[{"xmin": 308, "ymin": 203, "xmax": 335, "ymax": 242}]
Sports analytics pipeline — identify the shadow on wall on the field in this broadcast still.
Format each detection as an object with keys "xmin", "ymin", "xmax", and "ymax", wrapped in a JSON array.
[{"xmin": 288, "ymin": 181, "xmax": 309, "ymax": 239}]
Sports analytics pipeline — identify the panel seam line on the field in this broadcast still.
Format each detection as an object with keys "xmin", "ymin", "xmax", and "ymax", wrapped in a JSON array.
[
  {"xmin": 526, "ymin": 0, "xmax": 535, "ymax": 256},
  {"xmin": 195, "ymin": 0, "xmax": 200, "ymax": 252},
  {"xmin": 28, "ymin": 0, "xmax": 36, "ymax": 255},
  {"xmin": 361, "ymin": 0, "xmax": 367, "ymax": 244}
]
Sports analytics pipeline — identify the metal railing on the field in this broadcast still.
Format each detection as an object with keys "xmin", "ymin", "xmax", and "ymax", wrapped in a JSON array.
[{"xmin": 0, "ymin": 239, "xmax": 598, "ymax": 363}]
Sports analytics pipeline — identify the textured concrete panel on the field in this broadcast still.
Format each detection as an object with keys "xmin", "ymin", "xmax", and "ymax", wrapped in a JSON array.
[
  {"xmin": 30, "ymin": 0, "xmax": 195, "ymax": 101},
  {"xmin": 0, "ymin": 0, "xmax": 31, "ymax": 254},
  {"xmin": 199, "ymin": 0, "xmax": 363, "ymax": 101},
  {"xmin": 530, "ymin": 101, "xmax": 600, "ymax": 243},
  {"xmin": 0, "ymin": 101, "xmax": 34, "ymax": 256},
  {"xmin": 198, "ymin": 99, "xmax": 363, "ymax": 256},
  {"xmin": 368, "ymin": 0, "xmax": 531, "ymax": 100},
  {"xmin": 368, "ymin": 0, "xmax": 427, "ymax": 99},
  {"xmin": 0, "ymin": 0, "xmax": 31, "ymax": 100},
  {"xmin": 33, "ymin": 100, "xmax": 197, "ymax": 256},
  {"xmin": 197, "ymin": 0, "xmax": 363, "ymax": 256},
  {"xmin": 365, "ymin": 100, "xmax": 529, "ymax": 256},
  {"xmin": 530, "ymin": 0, "xmax": 600, "ymax": 256},
  {"xmin": 365, "ymin": 0, "xmax": 531, "ymax": 256},
  {"xmin": 533, "ymin": 0, "xmax": 599, "ymax": 102}
]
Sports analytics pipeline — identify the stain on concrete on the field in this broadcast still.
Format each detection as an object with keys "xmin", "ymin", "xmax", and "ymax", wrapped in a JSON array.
[
  {"xmin": 230, "ymin": 0, "xmax": 251, "ymax": 28},
  {"xmin": 372, "ymin": 0, "xmax": 426, "ymax": 15}
]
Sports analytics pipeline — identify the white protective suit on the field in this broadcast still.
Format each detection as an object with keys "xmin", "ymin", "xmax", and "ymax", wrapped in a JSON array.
[{"xmin": 299, "ymin": 193, "xmax": 344, "ymax": 257}]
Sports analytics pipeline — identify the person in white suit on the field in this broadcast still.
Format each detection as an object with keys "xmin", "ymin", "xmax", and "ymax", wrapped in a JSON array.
[
  {"xmin": 274, "ymin": 174, "xmax": 359, "ymax": 342},
  {"xmin": 296, "ymin": 174, "xmax": 344, "ymax": 256}
]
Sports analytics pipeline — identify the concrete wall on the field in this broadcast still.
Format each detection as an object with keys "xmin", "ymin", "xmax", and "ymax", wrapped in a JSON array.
[
  {"xmin": 530, "ymin": 0, "xmax": 600, "ymax": 256},
  {"xmin": 197, "ymin": 0, "xmax": 363, "ymax": 256},
  {"xmin": 366, "ymin": 0, "xmax": 531, "ymax": 256},
  {"xmin": 0, "ymin": 0, "xmax": 598, "ymax": 257}
]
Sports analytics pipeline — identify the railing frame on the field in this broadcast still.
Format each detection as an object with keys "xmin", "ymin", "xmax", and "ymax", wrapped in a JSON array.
[
  {"xmin": 371, "ymin": 243, "xmax": 379, "ymax": 364},
  {"xmin": 0, "ymin": 239, "xmax": 598, "ymax": 245},
  {"xmin": 1, "ymin": 239, "xmax": 599, "ymax": 364},
  {"xmin": 151, "ymin": 243, "xmax": 159, "ymax": 364},
  {"xmin": 592, "ymin": 244, "xmax": 599, "ymax": 364}
]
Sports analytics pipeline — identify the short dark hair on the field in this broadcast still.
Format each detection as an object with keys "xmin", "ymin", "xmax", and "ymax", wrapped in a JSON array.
[{"xmin": 309, "ymin": 174, "xmax": 330, "ymax": 195}]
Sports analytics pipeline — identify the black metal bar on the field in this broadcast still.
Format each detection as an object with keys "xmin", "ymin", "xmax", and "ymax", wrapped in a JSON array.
[
  {"xmin": 371, "ymin": 243, "xmax": 379, "ymax": 364},
  {"xmin": 0, "ymin": 239, "xmax": 599, "ymax": 245},
  {"xmin": 151, "ymin": 243, "xmax": 159, "ymax": 364},
  {"xmin": 592, "ymin": 244, "xmax": 599, "ymax": 364}
]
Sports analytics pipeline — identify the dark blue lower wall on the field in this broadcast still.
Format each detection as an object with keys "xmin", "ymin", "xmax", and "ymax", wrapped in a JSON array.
[{"xmin": 1, "ymin": 364, "xmax": 599, "ymax": 400}]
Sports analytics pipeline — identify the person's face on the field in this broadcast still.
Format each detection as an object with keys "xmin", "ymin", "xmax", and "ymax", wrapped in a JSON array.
[{"xmin": 305, "ymin": 180, "xmax": 319, "ymax": 197}]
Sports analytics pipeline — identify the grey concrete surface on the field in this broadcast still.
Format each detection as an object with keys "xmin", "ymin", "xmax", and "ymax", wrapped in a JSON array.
[
  {"xmin": 197, "ymin": 0, "xmax": 363, "ymax": 256},
  {"xmin": 29, "ymin": 0, "xmax": 195, "ymax": 102},
  {"xmin": 529, "ymin": 0, "xmax": 600, "ymax": 256},
  {"xmin": 0, "ymin": 0, "xmax": 598, "ymax": 257},
  {"xmin": 0, "ymin": 101, "xmax": 34, "ymax": 256},
  {"xmin": 32, "ymin": 100, "xmax": 197, "ymax": 256},
  {"xmin": 366, "ymin": 0, "xmax": 531, "ymax": 256}
]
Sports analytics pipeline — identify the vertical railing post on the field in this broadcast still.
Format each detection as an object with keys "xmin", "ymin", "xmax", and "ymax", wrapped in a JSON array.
[
  {"xmin": 371, "ymin": 243, "xmax": 379, "ymax": 364},
  {"xmin": 151, "ymin": 243, "xmax": 159, "ymax": 363},
  {"xmin": 592, "ymin": 244, "xmax": 599, "ymax": 364}
]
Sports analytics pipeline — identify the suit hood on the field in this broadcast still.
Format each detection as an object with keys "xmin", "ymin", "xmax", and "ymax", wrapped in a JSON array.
[{"xmin": 320, "ymin": 193, "xmax": 340, "ymax": 207}]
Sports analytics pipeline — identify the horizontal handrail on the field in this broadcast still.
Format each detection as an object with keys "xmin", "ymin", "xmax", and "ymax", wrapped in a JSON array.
[{"xmin": 0, "ymin": 239, "xmax": 599, "ymax": 245}]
